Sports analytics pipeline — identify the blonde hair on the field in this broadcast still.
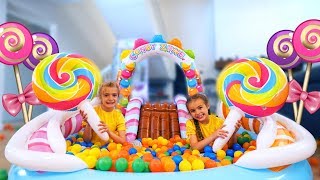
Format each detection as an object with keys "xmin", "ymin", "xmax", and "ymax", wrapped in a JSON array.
[{"xmin": 98, "ymin": 81, "xmax": 120, "ymax": 98}]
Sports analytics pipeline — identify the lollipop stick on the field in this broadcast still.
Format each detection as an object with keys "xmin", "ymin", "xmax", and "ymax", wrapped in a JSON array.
[
  {"xmin": 28, "ymin": 105, "xmax": 33, "ymax": 120},
  {"xmin": 13, "ymin": 65, "xmax": 29, "ymax": 124},
  {"xmin": 296, "ymin": 63, "xmax": 312, "ymax": 124},
  {"xmin": 287, "ymin": 69, "xmax": 298, "ymax": 119}
]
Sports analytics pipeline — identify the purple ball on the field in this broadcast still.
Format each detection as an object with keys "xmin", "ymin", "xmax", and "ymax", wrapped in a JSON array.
[{"xmin": 267, "ymin": 30, "xmax": 302, "ymax": 69}]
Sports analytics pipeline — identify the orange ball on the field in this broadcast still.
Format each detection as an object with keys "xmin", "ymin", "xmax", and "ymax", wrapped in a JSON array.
[
  {"xmin": 118, "ymin": 150, "xmax": 129, "ymax": 159},
  {"xmin": 249, "ymin": 140, "xmax": 257, "ymax": 147},
  {"xmin": 163, "ymin": 159, "xmax": 176, "ymax": 172},
  {"xmin": 242, "ymin": 142, "xmax": 250, "ymax": 150},
  {"xmin": 205, "ymin": 159, "xmax": 217, "ymax": 169},
  {"xmin": 149, "ymin": 159, "xmax": 163, "ymax": 172},
  {"xmin": 108, "ymin": 142, "xmax": 117, "ymax": 151},
  {"xmin": 142, "ymin": 153, "xmax": 154, "ymax": 162}
]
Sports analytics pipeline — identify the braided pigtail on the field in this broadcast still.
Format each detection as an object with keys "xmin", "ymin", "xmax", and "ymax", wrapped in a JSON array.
[{"xmin": 193, "ymin": 119, "xmax": 204, "ymax": 141}]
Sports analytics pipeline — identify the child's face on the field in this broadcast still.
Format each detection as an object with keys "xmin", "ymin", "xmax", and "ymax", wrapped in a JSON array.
[
  {"xmin": 187, "ymin": 99, "xmax": 210, "ymax": 123},
  {"xmin": 100, "ymin": 86, "xmax": 119, "ymax": 111}
]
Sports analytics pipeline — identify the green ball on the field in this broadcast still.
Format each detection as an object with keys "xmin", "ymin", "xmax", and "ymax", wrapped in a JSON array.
[
  {"xmin": 241, "ymin": 131, "xmax": 249, "ymax": 136},
  {"xmin": 115, "ymin": 158, "xmax": 128, "ymax": 172},
  {"xmin": 237, "ymin": 136, "xmax": 245, "ymax": 145},
  {"xmin": 0, "ymin": 169, "xmax": 8, "ymax": 180},
  {"xmin": 132, "ymin": 158, "xmax": 145, "ymax": 172},
  {"xmin": 242, "ymin": 137, "xmax": 250, "ymax": 143},
  {"xmin": 143, "ymin": 162, "xmax": 150, "ymax": 172},
  {"xmin": 97, "ymin": 157, "xmax": 112, "ymax": 171}
]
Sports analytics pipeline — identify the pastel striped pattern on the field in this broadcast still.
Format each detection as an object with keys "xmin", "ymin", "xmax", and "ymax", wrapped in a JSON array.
[
  {"xmin": 27, "ymin": 123, "xmax": 53, "ymax": 152},
  {"xmin": 269, "ymin": 121, "xmax": 296, "ymax": 172},
  {"xmin": 125, "ymin": 97, "xmax": 143, "ymax": 142},
  {"xmin": 60, "ymin": 113, "xmax": 83, "ymax": 138},
  {"xmin": 174, "ymin": 95, "xmax": 191, "ymax": 138}
]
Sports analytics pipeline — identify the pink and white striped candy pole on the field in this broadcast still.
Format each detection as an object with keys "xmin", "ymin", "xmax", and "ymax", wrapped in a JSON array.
[
  {"xmin": 125, "ymin": 97, "xmax": 143, "ymax": 142},
  {"xmin": 174, "ymin": 95, "xmax": 191, "ymax": 139}
]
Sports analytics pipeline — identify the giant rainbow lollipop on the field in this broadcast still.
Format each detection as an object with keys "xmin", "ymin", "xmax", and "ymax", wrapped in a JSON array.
[
  {"xmin": 292, "ymin": 19, "xmax": 320, "ymax": 124},
  {"xmin": 32, "ymin": 53, "xmax": 108, "ymax": 141},
  {"xmin": 24, "ymin": 32, "xmax": 59, "ymax": 119},
  {"xmin": 0, "ymin": 22, "xmax": 33, "ymax": 123},
  {"xmin": 267, "ymin": 30, "xmax": 302, "ymax": 119},
  {"xmin": 213, "ymin": 57, "xmax": 289, "ymax": 152}
]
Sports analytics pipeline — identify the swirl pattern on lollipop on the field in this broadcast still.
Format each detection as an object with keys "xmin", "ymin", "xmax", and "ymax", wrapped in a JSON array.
[
  {"xmin": 216, "ymin": 57, "xmax": 289, "ymax": 118},
  {"xmin": 0, "ymin": 22, "xmax": 33, "ymax": 65},
  {"xmin": 32, "ymin": 53, "xmax": 102, "ymax": 110},
  {"xmin": 24, "ymin": 33, "xmax": 59, "ymax": 70},
  {"xmin": 293, "ymin": 19, "xmax": 320, "ymax": 62},
  {"xmin": 267, "ymin": 30, "xmax": 302, "ymax": 69}
]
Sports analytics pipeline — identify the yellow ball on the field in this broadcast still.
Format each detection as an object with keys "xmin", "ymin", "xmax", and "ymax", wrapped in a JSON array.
[
  {"xmin": 192, "ymin": 159, "xmax": 205, "ymax": 170},
  {"xmin": 84, "ymin": 155, "xmax": 97, "ymax": 169},
  {"xmin": 152, "ymin": 144, "xmax": 158, "ymax": 150},
  {"xmin": 89, "ymin": 148, "xmax": 101, "ymax": 158},
  {"xmin": 191, "ymin": 149, "xmax": 200, "ymax": 156},
  {"xmin": 77, "ymin": 138, "xmax": 84, "ymax": 142},
  {"xmin": 94, "ymin": 142, "xmax": 102, "ymax": 147},
  {"xmin": 175, "ymin": 142, "xmax": 183, "ymax": 147},
  {"xmin": 71, "ymin": 144, "xmax": 82, "ymax": 153},
  {"xmin": 66, "ymin": 140, "xmax": 72, "ymax": 147},
  {"xmin": 234, "ymin": 151, "xmax": 243, "ymax": 158},
  {"xmin": 75, "ymin": 153, "xmax": 86, "ymax": 160},
  {"xmin": 116, "ymin": 143, "xmax": 122, "ymax": 151},
  {"xmin": 217, "ymin": 149, "xmax": 226, "ymax": 159},
  {"xmin": 82, "ymin": 149, "xmax": 90, "ymax": 156},
  {"xmin": 179, "ymin": 160, "xmax": 192, "ymax": 171}
]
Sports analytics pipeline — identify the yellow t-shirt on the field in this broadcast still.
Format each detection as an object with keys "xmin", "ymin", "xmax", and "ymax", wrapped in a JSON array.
[
  {"xmin": 186, "ymin": 114, "xmax": 224, "ymax": 139},
  {"xmin": 90, "ymin": 106, "xmax": 126, "ymax": 145}
]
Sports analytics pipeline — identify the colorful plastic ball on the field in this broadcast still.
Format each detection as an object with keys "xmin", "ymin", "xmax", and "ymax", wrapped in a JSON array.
[
  {"xmin": 232, "ymin": 143, "xmax": 242, "ymax": 151},
  {"xmin": 180, "ymin": 147, "xmax": 187, "ymax": 153},
  {"xmin": 119, "ymin": 97, "xmax": 129, "ymax": 106},
  {"xmin": 205, "ymin": 159, "xmax": 217, "ymax": 169},
  {"xmin": 120, "ymin": 79, "xmax": 130, "ymax": 88},
  {"xmin": 234, "ymin": 150, "xmax": 243, "ymax": 158},
  {"xmin": 125, "ymin": 62, "xmax": 136, "ymax": 71},
  {"xmin": 121, "ymin": 69, "xmax": 132, "ymax": 79},
  {"xmin": 179, "ymin": 160, "xmax": 192, "ymax": 171},
  {"xmin": 115, "ymin": 158, "xmax": 128, "ymax": 172},
  {"xmin": 204, "ymin": 145, "xmax": 213, "ymax": 153},
  {"xmin": 96, "ymin": 157, "xmax": 112, "ymax": 171},
  {"xmin": 84, "ymin": 156, "xmax": 97, "ymax": 169},
  {"xmin": 132, "ymin": 158, "xmax": 145, "ymax": 172},
  {"xmin": 241, "ymin": 131, "xmax": 249, "ymax": 136},
  {"xmin": 226, "ymin": 149, "xmax": 234, "ymax": 157},
  {"xmin": 149, "ymin": 159, "xmax": 163, "ymax": 172},
  {"xmin": 196, "ymin": 85, "xmax": 203, "ymax": 92},
  {"xmin": 0, "ymin": 169, "xmax": 8, "ymax": 180},
  {"xmin": 128, "ymin": 147, "xmax": 138, "ymax": 155},
  {"xmin": 187, "ymin": 78, "xmax": 197, "ymax": 88},
  {"xmin": 173, "ymin": 145, "xmax": 180, "ymax": 151},
  {"xmin": 204, "ymin": 153, "xmax": 217, "ymax": 160},
  {"xmin": 163, "ymin": 159, "xmax": 176, "ymax": 172},
  {"xmin": 216, "ymin": 150, "xmax": 226, "ymax": 159},
  {"xmin": 192, "ymin": 159, "xmax": 205, "ymax": 170},
  {"xmin": 172, "ymin": 155, "xmax": 183, "ymax": 165},
  {"xmin": 185, "ymin": 69, "xmax": 196, "ymax": 79},
  {"xmin": 167, "ymin": 149, "xmax": 174, "ymax": 155},
  {"xmin": 143, "ymin": 162, "xmax": 150, "ymax": 172}
]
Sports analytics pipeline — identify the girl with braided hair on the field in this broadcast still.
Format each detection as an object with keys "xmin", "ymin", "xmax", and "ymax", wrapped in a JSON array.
[{"xmin": 186, "ymin": 93, "xmax": 241, "ymax": 151}]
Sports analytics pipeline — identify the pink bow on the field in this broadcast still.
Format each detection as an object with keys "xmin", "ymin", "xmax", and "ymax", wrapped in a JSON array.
[
  {"xmin": 2, "ymin": 83, "xmax": 41, "ymax": 116},
  {"xmin": 286, "ymin": 80, "xmax": 320, "ymax": 114}
]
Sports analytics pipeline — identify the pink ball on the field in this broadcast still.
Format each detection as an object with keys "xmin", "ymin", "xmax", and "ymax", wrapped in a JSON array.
[
  {"xmin": 196, "ymin": 85, "xmax": 203, "ymax": 92},
  {"xmin": 185, "ymin": 69, "xmax": 195, "ymax": 79},
  {"xmin": 121, "ymin": 69, "xmax": 132, "ymax": 79}
]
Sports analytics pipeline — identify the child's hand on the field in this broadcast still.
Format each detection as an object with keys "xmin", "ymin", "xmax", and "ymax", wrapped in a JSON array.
[
  {"xmin": 98, "ymin": 121, "xmax": 110, "ymax": 133},
  {"xmin": 234, "ymin": 119, "xmax": 242, "ymax": 132},
  {"xmin": 213, "ymin": 125, "xmax": 228, "ymax": 139},
  {"xmin": 80, "ymin": 110, "xmax": 88, "ymax": 123}
]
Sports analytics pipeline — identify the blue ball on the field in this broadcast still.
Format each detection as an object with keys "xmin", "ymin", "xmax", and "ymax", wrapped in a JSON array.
[
  {"xmin": 129, "ymin": 148, "xmax": 138, "ymax": 155},
  {"xmin": 172, "ymin": 155, "xmax": 183, "ymax": 165},
  {"xmin": 205, "ymin": 153, "xmax": 217, "ymax": 160},
  {"xmin": 239, "ymin": 148, "xmax": 246, "ymax": 153},
  {"xmin": 80, "ymin": 142, "xmax": 87, "ymax": 147},
  {"xmin": 204, "ymin": 145, "xmax": 213, "ymax": 153},
  {"xmin": 232, "ymin": 143, "xmax": 242, "ymax": 151},
  {"xmin": 86, "ymin": 142, "xmax": 93, "ymax": 147},
  {"xmin": 180, "ymin": 147, "xmax": 187, "ymax": 153},
  {"xmin": 226, "ymin": 149, "xmax": 234, "ymax": 157},
  {"xmin": 145, "ymin": 148, "xmax": 152, "ymax": 153},
  {"xmin": 167, "ymin": 149, "xmax": 174, "ymax": 155},
  {"xmin": 173, "ymin": 145, "xmax": 180, "ymax": 151},
  {"xmin": 151, "ymin": 151, "xmax": 157, "ymax": 157}
]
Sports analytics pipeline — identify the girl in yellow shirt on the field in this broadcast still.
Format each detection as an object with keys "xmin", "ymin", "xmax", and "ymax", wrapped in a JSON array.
[
  {"xmin": 81, "ymin": 81, "xmax": 126, "ymax": 145},
  {"xmin": 186, "ymin": 93, "xmax": 240, "ymax": 151}
]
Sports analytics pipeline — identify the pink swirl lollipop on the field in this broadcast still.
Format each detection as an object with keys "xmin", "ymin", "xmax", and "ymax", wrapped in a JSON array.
[
  {"xmin": 292, "ymin": 19, "xmax": 320, "ymax": 124},
  {"xmin": 0, "ymin": 22, "xmax": 33, "ymax": 124},
  {"xmin": 293, "ymin": 19, "xmax": 320, "ymax": 62},
  {"xmin": 267, "ymin": 30, "xmax": 302, "ymax": 69},
  {"xmin": 23, "ymin": 33, "xmax": 59, "ymax": 70},
  {"xmin": 0, "ymin": 22, "xmax": 33, "ymax": 65}
]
